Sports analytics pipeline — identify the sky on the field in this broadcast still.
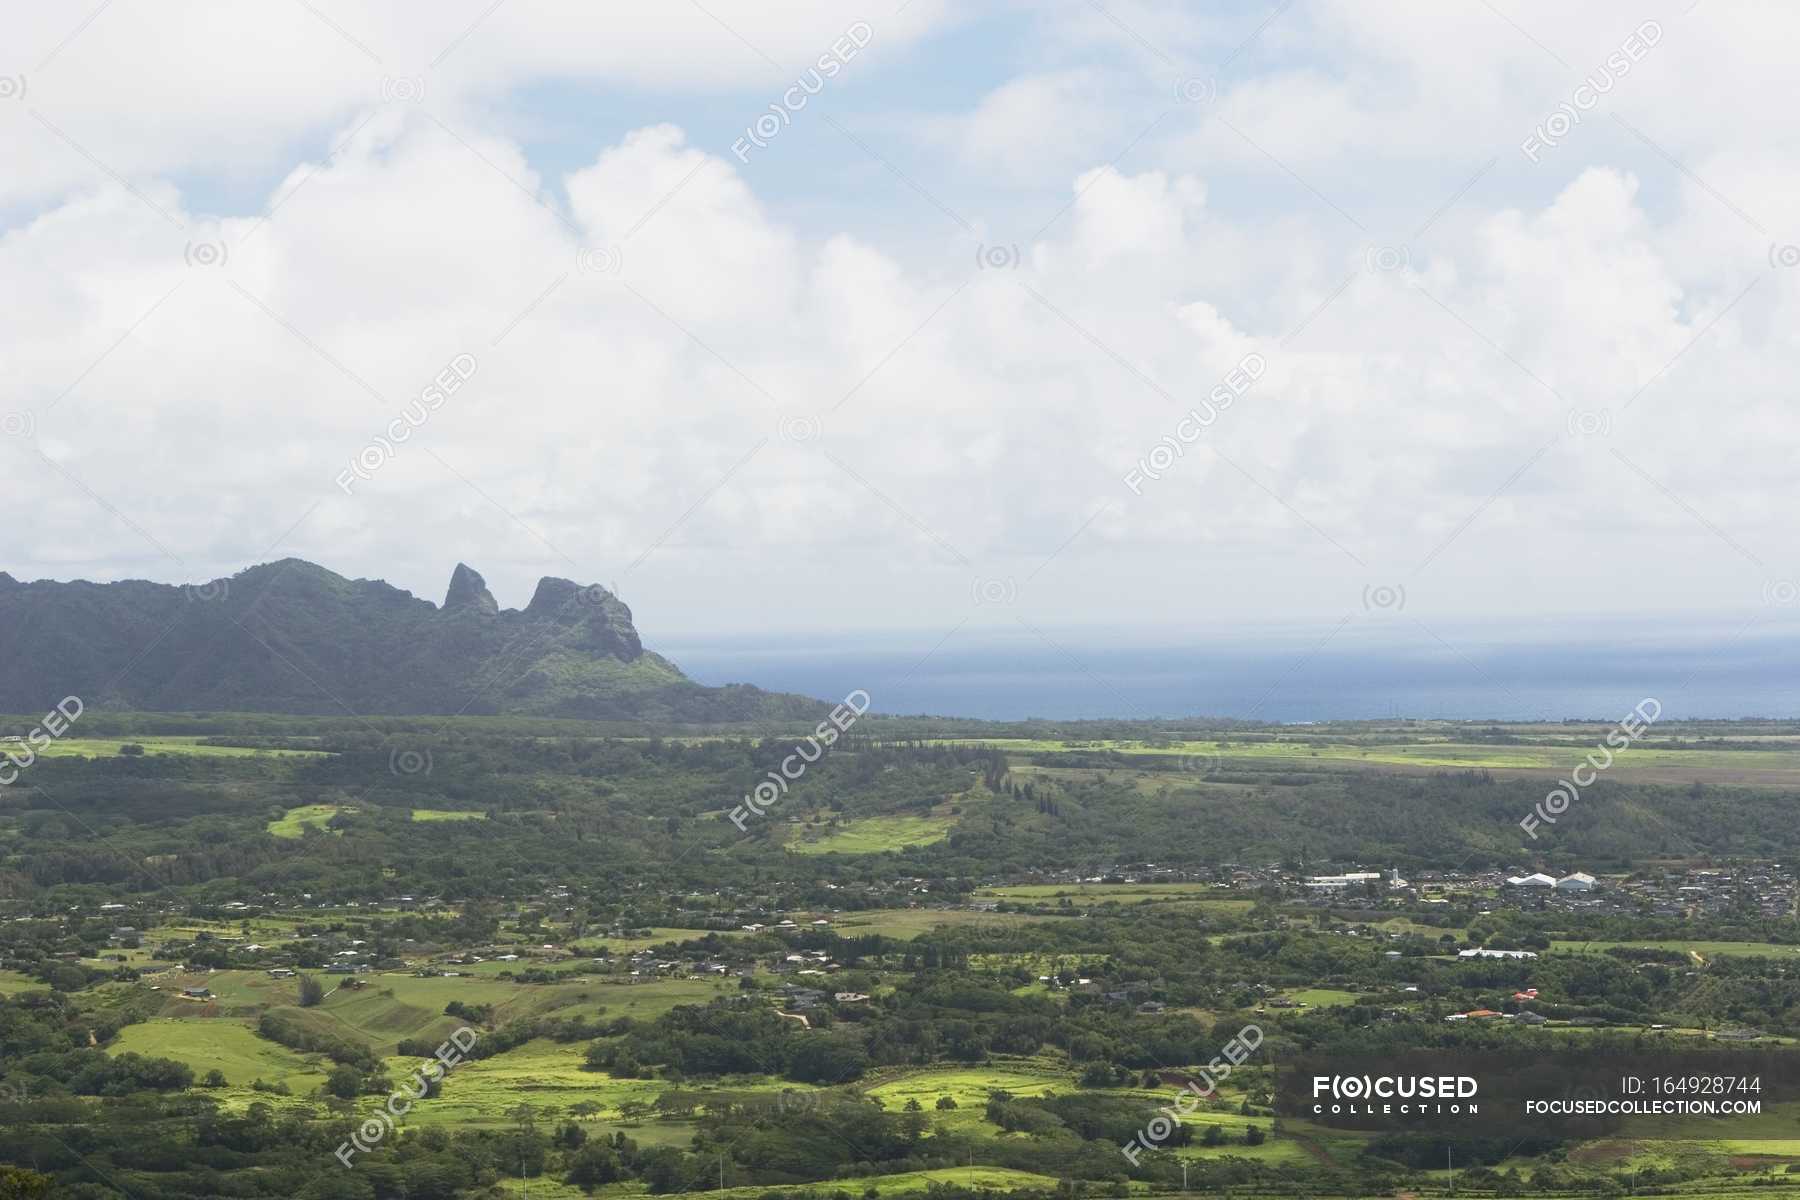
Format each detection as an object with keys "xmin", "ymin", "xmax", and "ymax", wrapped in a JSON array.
[{"xmin": 3, "ymin": 0, "xmax": 1797, "ymax": 667}]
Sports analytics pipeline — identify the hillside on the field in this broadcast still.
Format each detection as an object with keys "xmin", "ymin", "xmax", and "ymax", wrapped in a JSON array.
[{"xmin": 0, "ymin": 560, "xmax": 822, "ymax": 721}]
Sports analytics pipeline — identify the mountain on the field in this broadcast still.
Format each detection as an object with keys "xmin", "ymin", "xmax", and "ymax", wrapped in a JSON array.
[{"xmin": 0, "ymin": 560, "xmax": 824, "ymax": 721}]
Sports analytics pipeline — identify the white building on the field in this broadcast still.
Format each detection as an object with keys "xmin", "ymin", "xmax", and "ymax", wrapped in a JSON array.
[
  {"xmin": 1506, "ymin": 873, "xmax": 1557, "ymax": 888},
  {"xmin": 1305, "ymin": 872, "xmax": 1381, "ymax": 889},
  {"xmin": 1305, "ymin": 869, "xmax": 1407, "ymax": 889},
  {"xmin": 1555, "ymin": 872, "xmax": 1596, "ymax": 891}
]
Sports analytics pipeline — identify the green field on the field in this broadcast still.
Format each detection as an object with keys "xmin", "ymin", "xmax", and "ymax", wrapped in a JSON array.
[
  {"xmin": 0, "ymin": 970, "xmax": 44, "ymax": 996},
  {"xmin": 417, "ymin": 1037, "xmax": 744, "ymax": 1126},
  {"xmin": 787, "ymin": 811, "xmax": 960, "ymax": 855},
  {"xmin": 828, "ymin": 909, "xmax": 1048, "ymax": 940},
  {"xmin": 1285, "ymin": 988, "xmax": 1363, "ymax": 1008},
  {"xmin": 979, "ymin": 882, "xmax": 1255, "ymax": 911},
  {"xmin": 267, "ymin": 804, "xmax": 355, "ymax": 838},
  {"xmin": 412, "ymin": 808, "xmax": 489, "ymax": 822},
  {"xmin": 920, "ymin": 734, "xmax": 1800, "ymax": 784},
  {"xmin": 109, "ymin": 1018, "xmax": 331, "ymax": 1095},
  {"xmin": 496, "ymin": 1166, "xmax": 1072, "ymax": 1200},
  {"xmin": 863, "ymin": 1062, "xmax": 1077, "ymax": 1112},
  {"xmin": 1552, "ymin": 940, "xmax": 1800, "ymax": 961},
  {"xmin": 39, "ymin": 735, "xmax": 329, "ymax": 761},
  {"xmin": 784, "ymin": 813, "xmax": 957, "ymax": 859}
]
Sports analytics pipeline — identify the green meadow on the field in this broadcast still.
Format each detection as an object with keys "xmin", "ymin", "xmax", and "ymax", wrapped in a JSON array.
[
  {"xmin": 110, "ymin": 1018, "xmax": 332, "ymax": 1093},
  {"xmin": 39, "ymin": 735, "xmax": 329, "ymax": 761},
  {"xmin": 787, "ymin": 811, "xmax": 960, "ymax": 855},
  {"xmin": 267, "ymin": 804, "xmax": 356, "ymax": 837}
]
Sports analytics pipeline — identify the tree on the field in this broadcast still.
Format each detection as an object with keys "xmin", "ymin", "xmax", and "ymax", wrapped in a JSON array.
[
  {"xmin": 326, "ymin": 1065, "xmax": 362, "ymax": 1099},
  {"xmin": 0, "ymin": 1167, "xmax": 52, "ymax": 1200},
  {"xmin": 935, "ymin": 1095, "xmax": 958, "ymax": 1110},
  {"xmin": 297, "ymin": 974, "xmax": 326, "ymax": 1007},
  {"xmin": 202, "ymin": 1068, "xmax": 228, "ymax": 1088},
  {"xmin": 567, "ymin": 1143, "xmax": 623, "ymax": 1189}
]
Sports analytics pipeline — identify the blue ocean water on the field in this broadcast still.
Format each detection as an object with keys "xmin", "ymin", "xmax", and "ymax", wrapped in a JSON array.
[{"xmin": 656, "ymin": 620, "xmax": 1800, "ymax": 722}]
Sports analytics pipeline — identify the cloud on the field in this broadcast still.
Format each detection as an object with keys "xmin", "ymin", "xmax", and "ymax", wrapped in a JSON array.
[
  {"xmin": 3, "ymin": 2, "xmax": 1797, "ymax": 639},
  {"xmin": 3, "ymin": 0, "xmax": 955, "ymax": 208}
]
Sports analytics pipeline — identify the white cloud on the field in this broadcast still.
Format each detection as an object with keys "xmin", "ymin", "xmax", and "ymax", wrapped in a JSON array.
[
  {"xmin": 2, "ymin": 2, "xmax": 1797, "ymax": 642},
  {"xmin": 3, "ymin": 0, "xmax": 955, "ymax": 208}
]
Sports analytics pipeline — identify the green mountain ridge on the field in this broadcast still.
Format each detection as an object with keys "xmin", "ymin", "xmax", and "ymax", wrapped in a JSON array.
[{"xmin": 0, "ymin": 559, "xmax": 824, "ymax": 721}]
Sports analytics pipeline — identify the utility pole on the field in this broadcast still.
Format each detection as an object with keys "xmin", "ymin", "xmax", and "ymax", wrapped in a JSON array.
[
  {"xmin": 1180, "ymin": 1160, "xmax": 1189, "ymax": 1191},
  {"xmin": 1447, "ymin": 1146, "xmax": 1455, "ymax": 1194}
]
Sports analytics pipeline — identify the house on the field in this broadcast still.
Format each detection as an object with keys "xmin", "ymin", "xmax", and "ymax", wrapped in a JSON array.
[
  {"xmin": 834, "ymin": 992, "xmax": 870, "ymax": 1003},
  {"xmin": 1506, "ymin": 873, "xmax": 1557, "ymax": 888},
  {"xmin": 181, "ymin": 986, "xmax": 212, "ymax": 999},
  {"xmin": 1511, "ymin": 1010, "xmax": 1549, "ymax": 1025},
  {"xmin": 1555, "ymin": 872, "xmax": 1597, "ymax": 891}
]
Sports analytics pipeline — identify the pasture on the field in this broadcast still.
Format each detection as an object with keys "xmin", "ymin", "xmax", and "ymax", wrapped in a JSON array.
[
  {"xmin": 109, "ymin": 1017, "xmax": 331, "ymax": 1096},
  {"xmin": 267, "ymin": 804, "xmax": 355, "ymax": 837},
  {"xmin": 787, "ymin": 811, "xmax": 959, "ymax": 855},
  {"xmin": 39, "ymin": 735, "xmax": 328, "ymax": 761}
]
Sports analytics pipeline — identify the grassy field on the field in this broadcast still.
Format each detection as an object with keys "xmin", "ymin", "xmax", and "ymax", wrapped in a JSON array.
[
  {"xmin": 415, "ymin": 1037, "xmax": 749, "ymax": 1126},
  {"xmin": 1552, "ymin": 940, "xmax": 1800, "ymax": 961},
  {"xmin": 412, "ymin": 808, "xmax": 488, "ymax": 822},
  {"xmin": 978, "ymin": 883, "xmax": 1255, "ymax": 912},
  {"xmin": 827, "ymin": 909, "xmax": 1050, "ymax": 940},
  {"xmin": 0, "ymin": 969, "xmax": 45, "ymax": 996},
  {"xmin": 920, "ymin": 735, "xmax": 1800, "ymax": 785},
  {"xmin": 109, "ymin": 1018, "xmax": 331, "ymax": 1093},
  {"xmin": 495, "ymin": 1166, "xmax": 1073, "ymax": 1200},
  {"xmin": 862, "ymin": 1062, "xmax": 1077, "ymax": 1111},
  {"xmin": 1285, "ymin": 987, "xmax": 1363, "ymax": 1008},
  {"xmin": 39, "ymin": 735, "xmax": 329, "ymax": 761},
  {"xmin": 267, "ymin": 804, "xmax": 355, "ymax": 837},
  {"xmin": 280, "ymin": 976, "xmax": 732, "ymax": 1050},
  {"xmin": 787, "ymin": 811, "xmax": 960, "ymax": 855}
]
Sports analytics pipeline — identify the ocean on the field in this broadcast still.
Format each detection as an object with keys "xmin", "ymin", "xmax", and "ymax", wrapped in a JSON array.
[{"xmin": 657, "ymin": 619, "xmax": 1800, "ymax": 722}]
